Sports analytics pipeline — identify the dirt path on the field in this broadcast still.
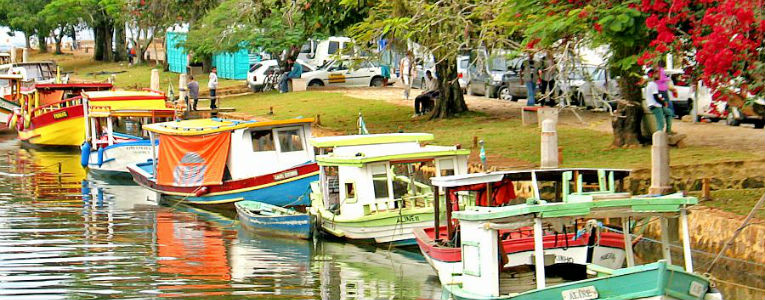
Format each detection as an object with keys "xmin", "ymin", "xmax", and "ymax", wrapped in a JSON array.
[{"xmin": 338, "ymin": 86, "xmax": 765, "ymax": 153}]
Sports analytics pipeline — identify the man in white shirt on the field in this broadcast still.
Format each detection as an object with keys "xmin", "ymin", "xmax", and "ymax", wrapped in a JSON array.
[
  {"xmin": 399, "ymin": 51, "xmax": 414, "ymax": 100},
  {"xmin": 645, "ymin": 69, "xmax": 672, "ymax": 133},
  {"xmin": 414, "ymin": 70, "xmax": 439, "ymax": 116},
  {"xmin": 208, "ymin": 67, "xmax": 218, "ymax": 109}
]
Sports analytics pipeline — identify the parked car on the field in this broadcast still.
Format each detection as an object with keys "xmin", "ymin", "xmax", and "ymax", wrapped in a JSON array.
[
  {"xmin": 299, "ymin": 37, "xmax": 353, "ymax": 67},
  {"xmin": 457, "ymin": 55, "xmax": 470, "ymax": 91},
  {"xmin": 497, "ymin": 70, "xmax": 529, "ymax": 101},
  {"xmin": 247, "ymin": 59, "xmax": 316, "ymax": 92},
  {"xmin": 560, "ymin": 65, "xmax": 620, "ymax": 109},
  {"xmin": 301, "ymin": 59, "xmax": 386, "ymax": 88},
  {"xmin": 465, "ymin": 54, "xmax": 510, "ymax": 98},
  {"xmin": 664, "ymin": 69, "xmax": 694, "ymax": 118}
]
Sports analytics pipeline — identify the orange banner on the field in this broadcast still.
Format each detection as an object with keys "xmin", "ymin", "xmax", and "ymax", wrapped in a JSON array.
[{"xmin": 157, "ymin": 132, "xmax": 231, "ymax": 187}]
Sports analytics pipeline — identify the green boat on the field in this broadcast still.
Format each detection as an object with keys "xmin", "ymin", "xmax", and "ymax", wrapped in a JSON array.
[
  {"xmin": 308, "ymin": 133, "xmax": 470, "ymax": 245},
  {"xmin": 436, "ymin": 170, "xmax": 724, "ymax": 300}
]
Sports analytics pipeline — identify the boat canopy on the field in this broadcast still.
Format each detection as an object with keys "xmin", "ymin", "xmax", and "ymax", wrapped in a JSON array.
[
  {"xmin": 311, "ymin": 133, "xmax": 434, "ymax": 148},
  {"xmin": 83, "ymin": 90, "xmax": 168, "ymax": 111},
  {"xmin": 316, "ymin": 144, "xmax": 470, "ymax": 167},
  {"xmin": 142, "ymin": 117, "xmax": 314, "ymax": 136},
  {"xmin": 432, "ymin": 168, "xmax": 631, "ymax": 188},
  {"xmin": 87, "ymin": 105, "xmax": 175, "ymax": 118},
  {"xmin": 453, "ymin": 193, "xmax": 697, "ymax": 222},
  {"xmin": 35, "ymin": 83, "xmax": 113, "ymax": 90}
]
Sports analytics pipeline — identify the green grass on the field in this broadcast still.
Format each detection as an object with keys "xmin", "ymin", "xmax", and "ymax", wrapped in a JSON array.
[
  {"xmin": 28, "ymin": 51, "xmax": 241, "ymax": 90},
  {"xmin": 689, "ymin": 188, "xmax": 765, "ymax": 216},
  {"xmin": 225, "ymin": 91, "xmax": 755, "ymax": 169}
]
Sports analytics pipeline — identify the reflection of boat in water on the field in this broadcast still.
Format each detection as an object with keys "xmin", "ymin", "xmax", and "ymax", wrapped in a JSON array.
[
  {"xmin": 4, "ymin": 148, "xmax": 86, "ymax": 201},
  {"xmin": 82, "ymin": 176, "xmax": 159, "ymax": 210}
]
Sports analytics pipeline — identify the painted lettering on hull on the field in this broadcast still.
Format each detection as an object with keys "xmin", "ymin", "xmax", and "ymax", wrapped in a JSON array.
[
  {"xmin": 53, "ymin": 111, "xmax": 68, "ymax": 119},
  {"xmin": 396, "ymin": 215, "xmax": 420, "ymax": 223}
]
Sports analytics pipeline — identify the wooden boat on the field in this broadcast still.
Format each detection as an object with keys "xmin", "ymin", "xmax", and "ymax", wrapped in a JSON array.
[
  {"xmin": 439, "ymin": 187, "xmax": 723, "ymax": 300},
  {"xmin": 15, "ymin": 83, "xmax": 114, "ymax": 146},
  {"xmin": 415, "ymin": 168, "xmax": 631, "ymax": 285},
  {"xmin": 0, "ymin": 74, "xmax": 24, "ymax": 128},
  {"xmin": 80, "ymin": 91, "xmax": 176, "ymax": 176},
  {"xmin": 235, "ymin": 200, "xmax": 312, "ymax": 239},
  {"xmin": 308, "ymin": 133, "xmax": 470, "ymax": 246},
  {"xmin": 127, "ymin": 118, "xmax": 318, "ymax": 209}
]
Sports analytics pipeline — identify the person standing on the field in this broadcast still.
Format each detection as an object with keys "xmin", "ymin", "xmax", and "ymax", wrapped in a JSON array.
[
  {"xmin": 539, "ymin": 51, "xmax": 557, "ymax": 106},
  {"xmin": 208, "ymin": 67, "xmax": 218, "ymax": 109},
  {"xmin": 645, "ymin": 69, "xmax": 672, "ymax": 133},
  {"xmin": 520, "ymin": 52, "xmax": 538, "ymax": 106},
  {"xmin": 399, "ymin": 51, "xmax": 414, "ymax": 100},
  {"xmin": 414, "ymin": 70, "xmax": 439, "ymax": 116},
  {"xmin": 280, "ymin": 58, "xmax": 302, "ymax": 93},
  {"xmin": 656, "ymin": 60, "xmax": 675, "ymax": 114},
  {"xmin": 187, "ymin": 75, "xmax": 199, "ymax": 111}
]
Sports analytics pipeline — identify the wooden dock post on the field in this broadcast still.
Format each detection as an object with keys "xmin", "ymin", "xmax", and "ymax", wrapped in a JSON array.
[
  {"xmin": 649, "ymin": 131, "xmax": 671, "ymax": 195},
  {"xmin": 315, "ymin": 114, "xmax": 321, "ymax": 126},
  {"xmin": 10, "ymin": 46, "xmax": 16, "ymax": 63},
  {"xmin": 702, "ymin": 178, "xmax": 711, "ymax": 200},
  {"xmin": 540, "ymin": 119, "xmax": 558, "ymax": 169},
  {"xmin": 22, "ymin": 48, "xmax": 28, "ymax": 63}
]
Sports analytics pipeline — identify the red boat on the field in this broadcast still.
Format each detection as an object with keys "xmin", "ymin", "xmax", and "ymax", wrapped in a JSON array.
[{"xmin": 414, "ymin": 168, "xmax": 633, "ymax": 284}]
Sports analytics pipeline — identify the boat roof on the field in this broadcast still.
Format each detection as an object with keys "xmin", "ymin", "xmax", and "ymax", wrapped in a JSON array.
[
  {"xmin": 88, "ymin": 105, "xmax": 176, "ymax": 118},
  {"xmin": 35, "ymin": 83, "xmax": 113, "ymax": 90},
  {"xmin": 83, "ymin": 90, "xmax": 165, "ymax": 101},
  {"xmin": 453, "ymin": 193, "xmax": 697, "ymax": 222},
  {"xmin": 432, "ymin": 168, "xmax": 631, "ymax": 187},
  {"xmin": 0, "ymin": 74, "xmax": 23, "ymax": 80},
  {"xmin": 143, "ymin": 117, "xmax": 314, "ymax": 136},
  {"xmin": 311, "ymin": 133, "xmax": 434, "ymax": 148},
  {"xmin": 316, "ymin": 145, "xmax": 470, "ymax": 167}
]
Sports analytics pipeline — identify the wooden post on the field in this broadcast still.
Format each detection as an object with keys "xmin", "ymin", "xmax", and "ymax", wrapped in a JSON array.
[
  {"xmin": 150, "ymin": 69, "xmax": 160, "ymax": 91},
  {"xmin": 178, "ymin": 74, "xmax": 188, "ymax": 107},
  {"xmin": 540, "ymin": 119, "xmax": 558, "ymax": 168},
  {"xmin": 680, "ymin": 209, "xmax": 693, "ymax": 272},
  {"xmin": 22, "ymin": 48, "xmax": 28, "ymax": 63},
  {"xmin": 315, "ymin": 114, "xmax": 321, "ymax": 126},
  {"xmin": 622, "ymin": 218, "xmax": 635, "ymax": 267},
  {"xmin": 10, "ymin": 46, "xmax": 16, "ymax": 63},
  {"xmin": 660, "ymin": 217, "xmax": 673, "ymax": 264},
  {"xmin": 472, "ymin": 136, "xmax": 478, "ymax": 148},
  {"xmin": 649, "ymin": 131, "xmax": 671, "ymax": 195},
  {"xmin": 486, "ymin": 183, "xmax": 493, "ymax": 206},
  {"xmin": 446, "ymin": 187, "xmax": 453, "ymax": 243},
  {"xmin": 434, "ymin": 186, "xmax": 440, "ymax": 243},
  {"xmin": 533, "ymin": 217, "xmax": 546, "ymax": 289},
  {"xmin": 269, "ymin": 106, "xmax": 274, "ymax": 115},
  {"xmin": 702, "ymin": 178, "xmax": 711, "ymax": 200}
]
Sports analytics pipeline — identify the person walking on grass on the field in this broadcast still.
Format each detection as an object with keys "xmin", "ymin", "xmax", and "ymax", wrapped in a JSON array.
[
  {"xmin": 208, "ymin": 67, "xmax": 218, "ymax": 109},
  {"xmin": 520, "ymin": 52, "xmax": 538, "ymax": 106},
  {"xmin": 645, "ymin": 69, "xmax": 673, "ymax": 133},
  {"xmin": 399, "ymin": 51, "xmax": 414, "ymax": 100},
  {"xmin": 187, "ymin": 75, "xmax": 199, "ymax": 111}
]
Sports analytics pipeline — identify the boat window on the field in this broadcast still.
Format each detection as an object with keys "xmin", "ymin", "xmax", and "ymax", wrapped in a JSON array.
[
  {"xmin": 371, "ymin": 164, "xmax": 389, "ymax": 199},
  {"xmin": 277, "ymin": 129, "xmax": 304, "ymax": 152},
  {"xmin": 345, "ymin": 182, "xmax": 355, "ymax": 199},
  {"xmin": 251, "ymin": 130, "xmax": 275, "ymax": 152},
  {"xmin": 438, "ymin": 158, "xmax": 456, "ymax": 176}
]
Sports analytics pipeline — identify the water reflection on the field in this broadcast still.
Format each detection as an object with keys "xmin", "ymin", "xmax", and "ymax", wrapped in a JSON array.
[{"xmin": 0, "ymin": 142, "xmax": 759, "ymax": 300}]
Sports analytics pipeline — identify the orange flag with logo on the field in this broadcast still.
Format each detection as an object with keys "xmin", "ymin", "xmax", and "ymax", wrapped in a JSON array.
[{"xmin": 157, "ymin": 132, "xmax": 231, "ymax": 187}]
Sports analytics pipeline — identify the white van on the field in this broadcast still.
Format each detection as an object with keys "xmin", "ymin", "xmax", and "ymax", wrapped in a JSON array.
[{"xmin": 299, "ymin": 37, "xmax": 353, "ymax": 67}]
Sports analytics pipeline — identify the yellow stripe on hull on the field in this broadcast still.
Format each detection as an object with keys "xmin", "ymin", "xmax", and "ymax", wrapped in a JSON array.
[{"xmin": 18, "ymin": 117, "xmax": 85, "ymax": 147}]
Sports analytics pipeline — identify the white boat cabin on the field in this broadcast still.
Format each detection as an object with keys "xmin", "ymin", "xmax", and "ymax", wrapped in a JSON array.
[{"xmin": 311, "ymin": 133, "xmax": 470, "ymax": 219}]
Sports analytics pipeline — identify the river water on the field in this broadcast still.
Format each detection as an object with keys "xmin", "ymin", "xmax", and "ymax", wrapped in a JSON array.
[{"xmin": 0, "ymin": 134, "xmax": 761, "ymax": 300}]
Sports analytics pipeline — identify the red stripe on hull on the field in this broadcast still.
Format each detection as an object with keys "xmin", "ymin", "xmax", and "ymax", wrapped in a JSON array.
[
  {"xmin": 129, "ymin": 163, "xmax": 319, "ymax": 195},
  {"xmin": 29, "ymin": 104, "xmax": 84, "ymax": 129},
  {"xmin": 414, "ymin": 226, "xmax": 625, "ymax": 263}
]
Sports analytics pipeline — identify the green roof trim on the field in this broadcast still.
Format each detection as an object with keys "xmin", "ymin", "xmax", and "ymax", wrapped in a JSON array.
[
  {"xmin": 310, "ymin": 133, "xmax": 434, "ymax": 148},
  {"xmin": 316, "ymin": 149, "xmax": 471, "ymax": 167},
  {"xmin": 454, "ymin": 195, "xmax": 698, "ymax": 221}
]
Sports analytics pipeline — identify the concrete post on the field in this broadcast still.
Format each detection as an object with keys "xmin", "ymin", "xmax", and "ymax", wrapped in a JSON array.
[
  {"xmin": 22, "ymin": 48, "xmax": 28, "ymax": 63},
  {"xmin": 649, "ymin": 131, "xmax": 671, "ymax": 195},
  {"xmin": 178, "ymin": 73, "xmax": 188, "ymax": 107},
  {"xmin": 10, "ymin": 46, "xmax": 16, "ymax": 63},
  {"xmin": 540, "ymin": 119, "xmax": 559, "ymax": 169},
  {"xmin": 150, "ymin": 69, "xmax": 160, "ymax": 91}
]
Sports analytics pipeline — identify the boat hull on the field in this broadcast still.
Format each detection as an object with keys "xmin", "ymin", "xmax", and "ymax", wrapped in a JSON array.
[
  {"xmin": 18, "ymin": 105, "xmax": 84, "ymax": 147},
  {"xmin": 445, "ymin": 261, "xmax": 711, "ymax": 300},
  {"xmin": 87, "ymin": 140, "xmax": 154, "ymax": 175},
  {"xmin": 235, "ymin": 202, "xmax": 312, "ymax": 239},
  {"xmin": 128, "ymin": 162, "xmax": 319, "ymax": 208}
]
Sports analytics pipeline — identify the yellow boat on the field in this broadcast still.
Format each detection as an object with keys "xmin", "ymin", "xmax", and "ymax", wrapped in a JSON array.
[{"xmin": 18, "ymin": 88, "xmax": 170, "ymax": 147}]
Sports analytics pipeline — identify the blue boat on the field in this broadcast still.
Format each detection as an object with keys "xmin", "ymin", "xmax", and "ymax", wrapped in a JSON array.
[{"xmin": 235, "ymin": 200, "xmax": 313, "ymax": 239}]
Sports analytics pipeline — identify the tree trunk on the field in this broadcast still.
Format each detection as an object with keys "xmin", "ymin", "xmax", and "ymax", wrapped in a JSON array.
[
  {"xmin": 114, "ymin": 23, "xmax": 126, "ymax": 62},
  {"xmin": 430, "ymin": 57, "xmax": 468, "ymax": 119},
  {"xmin": 611, "ymin": 73, "xmax": 644, "ymax": 147},
  {"xmin": 24, "ymin": 33, "xmax": 30, "ymax": 49},
  {"xmin": 37, "ymin": 35, "xmax": 47, "ymax": 53},
  {"xmin": 54, "ymin": 29, "xmax": 64, "ymax": 54},
  {"xmin": 94, "ymin": 22, "xmax": 114, "ymax": 61},
  {"xmin": 69, "ymin": 25, "xmax": 76, "ymax": 50}
]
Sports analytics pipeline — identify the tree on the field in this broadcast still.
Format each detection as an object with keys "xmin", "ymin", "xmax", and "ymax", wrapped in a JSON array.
[
  {"xmin": 502, "ymin": 0, "xmax": 651, "ymax": 146},
  {"xmin": 640, "ymin": 0, "xmax": 765, "ymax": 102},
  {"xmin": 343, "ymin": 0, "xmax": 509, "ymax": 119},
  {"xmin": 0, "ymin": 0, "xmax": 51, "ymax": 53},
  {"xmin": 39, "ymin": 0, "xmax": 83, "ymax": 54}
]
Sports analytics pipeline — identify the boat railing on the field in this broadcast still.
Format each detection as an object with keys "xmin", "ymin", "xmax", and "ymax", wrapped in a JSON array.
[
  {"xmin": 365, "ymin": 193, "xmax": 434, "ymax": 214},
  {"xmin": 31, "ymin": 96, "xmax": 82, "ymax": 118}
]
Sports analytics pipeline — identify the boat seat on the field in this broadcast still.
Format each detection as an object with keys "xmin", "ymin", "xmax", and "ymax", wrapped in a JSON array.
[{"xmin": 589, "ymin": 192, "xmax": 632, "ymax": 201}]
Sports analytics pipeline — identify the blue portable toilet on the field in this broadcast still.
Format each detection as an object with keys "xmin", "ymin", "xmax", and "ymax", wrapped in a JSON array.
[{"xmin": 166, "ymin": 32, "xmax": 188, "ymax": 74}]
